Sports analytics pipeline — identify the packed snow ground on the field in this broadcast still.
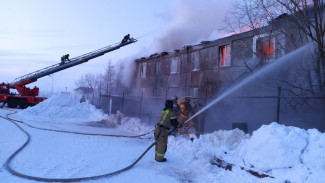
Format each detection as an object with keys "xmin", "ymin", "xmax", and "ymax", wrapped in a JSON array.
[{"xmin": 0, "ymin": 93, "xmax": 324, "ymax": 183}]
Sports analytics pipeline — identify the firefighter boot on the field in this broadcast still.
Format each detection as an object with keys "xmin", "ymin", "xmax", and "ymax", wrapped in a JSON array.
[{"xmin": 156, "ymin": 158, "xmax": 167, "ymax": 162}]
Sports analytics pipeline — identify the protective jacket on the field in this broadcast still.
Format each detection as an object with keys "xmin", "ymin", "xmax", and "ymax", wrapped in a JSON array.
[
  {"xmin": 157, "ymin": 108, "xmax": 180, "ymax": 129},
  {"xmin": 154, "ymin": 108, "xmax": 181, "ymax": 162}
]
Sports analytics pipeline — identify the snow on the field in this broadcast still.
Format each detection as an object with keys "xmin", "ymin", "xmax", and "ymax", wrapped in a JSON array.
[
  {"xmin": 17, "ymin": 93, "xmax": 108, "ymax": 122},
  {"xmin": 0, "ymin": 93, "xmax": 324, "ymax": 183},
  {"xmin": 244, "ymin": 123, "xmax": 309, "ymax": 170}
]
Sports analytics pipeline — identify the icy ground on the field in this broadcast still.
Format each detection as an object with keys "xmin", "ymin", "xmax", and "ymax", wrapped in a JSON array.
[{"xmin": 0, "ymin": 93, "xmax": 324, "ymax": 183}]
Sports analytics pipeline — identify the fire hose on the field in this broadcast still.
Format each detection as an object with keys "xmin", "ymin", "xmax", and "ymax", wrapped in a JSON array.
[
  {"xmin": 0, "ymin": 108, "xmax": 155, "ymax": 182},
  {"xmin": 1, "ymin": 108, "xmax": 276, "ymax": 181}
]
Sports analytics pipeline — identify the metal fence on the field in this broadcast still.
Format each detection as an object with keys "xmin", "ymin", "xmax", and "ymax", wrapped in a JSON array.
[{"xmin": 87, "ymin": 87, "xmax": 325, "ymax": 134}]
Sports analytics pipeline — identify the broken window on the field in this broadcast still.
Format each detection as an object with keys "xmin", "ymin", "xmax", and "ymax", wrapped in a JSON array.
[
  {"xmin": 140, "ymin": 63, "xmax": 147, "ymax": 78},
  {"xmin": 253, "ymin": 34, "xmax": 275, "ymax": 61},
  {"xmin": 254, "ymin": 35, "xmax": 275, "ymax": 61},
  {"xmin": 170, "ymin": 57, "xmax": 179, "ymax": 74},
  {"xmin": 191, "ymin": 52, "xmax": 200, "ymax": 71},
  {"xmin": 219, "ymin": 44, "xmax": 231, "ymax": 67}
]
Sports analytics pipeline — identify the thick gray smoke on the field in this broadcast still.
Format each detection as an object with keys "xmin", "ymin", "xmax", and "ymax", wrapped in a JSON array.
[
  {"xmin": 151, "ymin": 0, "xmax": 235, "ymax": 52},
  {"xmin": 114, "ymin": 55, "xmax": 138, "ymax": 88},
  {"xmin": 115, "ymin": 0, "xmax": 235, "ymax": 88}
]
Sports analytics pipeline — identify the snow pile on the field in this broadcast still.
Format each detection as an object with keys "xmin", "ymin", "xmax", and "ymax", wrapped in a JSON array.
[
  {"xmin": 18, "ymin": 93, "xmax": 108, "ymax": 122},
  {"xmin": 244, "ymin": 123, "xmax": 309, "ymax": 170},
  {"xmin": 167, "ymin": 122, "xmax": 325, "ymax": 182},
  {"xmin": 242, "ymin": 123, "xmax": 325, "ymax": 182},
  {"xmin": 168, "ymin": 129, "xmax": 249, "ymax": 169},
  {"xmin": 302, "ymin": 129, "xmax": 325, "ymax": 169},
  {"xmin": 118, "ymin": 117, "xmax": 153, "ymax": 134},
  {"xmin": 103, "ymin": 111, "xmax": 153, "ymax": 135}
]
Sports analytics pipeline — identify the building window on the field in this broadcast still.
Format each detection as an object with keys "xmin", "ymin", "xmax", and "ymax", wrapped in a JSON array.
[
  {"xmin": 253, "ymin": 34, "xmax": 276, "ymax": 61},
  {"xmin": 219, "ymin": 44, "xmax": 231, "ymax": 67},
  {"xmin": 170, "ymin": 57, "xmax": 179, "ymax": 74},
  {"xmin": 191, "ymin": 52, "xmax": 200, "ymax": 71},
  {"xmin": 140, "ymin": 63, "xmax": 147, "ymax": 78},
  {"xmin": 156, "ymin": 61, "xmax": 161, "ymax": 75},
  {"xmin": 256, "ymin": 36, "xmax": 275, "ymax": 60}
]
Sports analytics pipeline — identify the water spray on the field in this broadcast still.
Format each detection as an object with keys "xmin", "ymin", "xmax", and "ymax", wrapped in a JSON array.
[
  {"xmin": 135, "ymin": 29, "xmax": 161, "ymax": 40},
  {"xmin": 184, "ymin": 44, "xmax": 313, "ymax": 124}
]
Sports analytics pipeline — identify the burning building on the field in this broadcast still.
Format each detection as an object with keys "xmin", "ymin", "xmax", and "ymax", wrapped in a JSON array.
[{"xmin": 125, "ymin": 14, "xmax": 324, "ymax": 134}]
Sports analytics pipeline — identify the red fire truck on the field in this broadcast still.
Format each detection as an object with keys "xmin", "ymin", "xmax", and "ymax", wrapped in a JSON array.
[{"xmin": 0, "ymin": 37, "xmax": 136, "ymax": 109}]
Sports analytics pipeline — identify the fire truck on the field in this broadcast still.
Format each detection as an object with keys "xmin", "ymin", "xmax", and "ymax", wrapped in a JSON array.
[{"xmin": 0, "ymin": 37, "xmax": 137, "ymax": 109}]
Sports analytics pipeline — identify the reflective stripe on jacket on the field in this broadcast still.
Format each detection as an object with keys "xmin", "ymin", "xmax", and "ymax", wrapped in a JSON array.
[{"xmin": 159, "ymin": 108, "xmax": 177, "ymax": 129}]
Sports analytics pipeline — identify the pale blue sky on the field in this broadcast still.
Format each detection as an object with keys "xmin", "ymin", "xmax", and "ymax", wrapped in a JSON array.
[{"xmin": 0, "ymin": 0, "xmax": 234, "ymax": 94}]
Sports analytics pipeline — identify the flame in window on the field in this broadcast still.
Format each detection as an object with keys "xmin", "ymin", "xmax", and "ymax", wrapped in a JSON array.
[
  {"xmin": 257, "ymin": 37, "xmax": 274, "ymax": 60},
  {"xmin": 219, "ymin": 44, "xmax": 231, "ymax": 66}
]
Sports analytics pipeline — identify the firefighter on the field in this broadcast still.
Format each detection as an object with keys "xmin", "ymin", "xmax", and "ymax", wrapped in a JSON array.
[
  {"xmin": 179, "ymin": 98, "xmax": 193, "ymax": 123},
  {"xmin": 154, "ymin": 100, "xmax": 182, "ymax": 162},
  {"xmin": 121, "ymin": 34, "xmax": 131, "ymax": 44},
  {"xmin": 60, "ymin": 54, "xmax": 70, "ymax": 65},
  {"xmin": 178, "ymin": 97, "xmax": 194, "ymax": 134}
]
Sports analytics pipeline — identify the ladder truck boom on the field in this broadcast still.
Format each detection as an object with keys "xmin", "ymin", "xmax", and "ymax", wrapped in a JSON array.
[
  {"xmin": 10, "ymin": 38, "xmax": 137, "ymax": 86},
  {"xmin": 0, "ymin": 36, "xmax": 137, "ymax": 109}
]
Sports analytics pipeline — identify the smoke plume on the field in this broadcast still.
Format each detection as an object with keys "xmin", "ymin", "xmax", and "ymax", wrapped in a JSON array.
[
  {"xmin": 115, "ymin": 0, "xmax": 235, "ymax": 88},
  {"xmin": 151, "ymin": 0, "xmax": 235, "ymax": 52}
]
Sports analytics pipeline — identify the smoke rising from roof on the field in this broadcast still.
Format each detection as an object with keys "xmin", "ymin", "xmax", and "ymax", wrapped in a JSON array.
[
  {"xmin": 114, "ymin": 0, "xmax": 235, "ymax": 88},
  {"xmin": 151, "ymin": 0, "xmax": 235, "ymax": 52}
]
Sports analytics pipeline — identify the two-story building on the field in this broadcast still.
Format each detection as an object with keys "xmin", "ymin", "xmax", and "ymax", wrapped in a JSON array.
[{"xmin": 124, "ymin": 15, "xmax": 324, "ymax": 134}]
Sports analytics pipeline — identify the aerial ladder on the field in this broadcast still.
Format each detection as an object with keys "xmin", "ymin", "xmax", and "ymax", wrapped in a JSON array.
[{"xmin": 0, "ymin": 36, "xmax": 137, "ymax": 109}]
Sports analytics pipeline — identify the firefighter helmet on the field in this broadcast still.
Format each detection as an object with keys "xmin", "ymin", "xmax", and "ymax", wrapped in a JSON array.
[{"xmin": 165, "ymin": 100, "xmax": 173, "ymax": 108}]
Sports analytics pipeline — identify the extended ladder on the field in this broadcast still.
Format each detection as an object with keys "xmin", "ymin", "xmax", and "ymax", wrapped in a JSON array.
[{"xmin": 10, "ymin": 38, "xmax": 137, "ymax": 86}]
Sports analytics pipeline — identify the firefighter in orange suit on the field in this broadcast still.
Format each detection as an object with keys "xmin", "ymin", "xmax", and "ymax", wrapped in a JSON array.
[
  {"xmin": 154, "ymin": 100, "xmax": 182, "ymax": 162},
  {"xmin": 178, "ymin": 98, "xmax": 194, "ymax": 134}
]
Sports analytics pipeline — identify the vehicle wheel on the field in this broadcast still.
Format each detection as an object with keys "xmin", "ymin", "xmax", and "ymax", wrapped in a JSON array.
[
  {"xmin": 7, "ymin": 98, "xmax": 19, "ymax": 108},
  {"xmin": 19, "ymin": 99, "xmax": 29, "ymax": 109}
]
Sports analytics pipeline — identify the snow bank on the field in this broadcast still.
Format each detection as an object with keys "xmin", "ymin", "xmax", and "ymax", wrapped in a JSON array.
[
  {"xmin": 167, "ymin": 122, "xmax": 325, "ymax": 183},
  {"xmin": 18, "ymin": 93, "xmax": 108, "ymax": 122},
  {"xmin": 168, "ymin": 128, "xmax": 250, "ymax": 180},
  {"xmin": 103, "ymin": 111, "xmax": 153, "ymax": 135},
  {"xmin": 118, "ymin": 117, "xmax": 153, "ymax": 134},
  {"xmin": 244, "ymin": 122, "xmax": 309, "ymax": 171},
  {"xmin": 242, "ymin": 122, "xmax": 325, "ymax": 183}
]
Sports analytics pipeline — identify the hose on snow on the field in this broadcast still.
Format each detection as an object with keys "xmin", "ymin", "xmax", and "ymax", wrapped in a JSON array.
[{"xmin": 0, "ymin": 108, "xmax": 155, "ymax": 182}]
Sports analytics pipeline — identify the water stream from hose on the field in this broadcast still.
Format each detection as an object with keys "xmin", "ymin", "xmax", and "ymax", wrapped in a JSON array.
[{"xmin": 185, "ymin": 44, "xmax": 312, "ymax": 123}]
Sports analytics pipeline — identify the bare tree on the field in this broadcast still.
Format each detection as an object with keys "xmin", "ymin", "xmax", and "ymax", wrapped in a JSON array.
[
  {"xmin": 75, "ymin": 73, "xmax": 107, "ymax": 106},
  {"xmin": 226, "ymin": 0, "xmax": 325, "ymax": 98},
  {"xmin": 103, "ymin": 60, "xmax": 116, "ymax": 95},
  {"xmin": 75, "ymin": 74, "xmax": 96, "ymax": 103}
]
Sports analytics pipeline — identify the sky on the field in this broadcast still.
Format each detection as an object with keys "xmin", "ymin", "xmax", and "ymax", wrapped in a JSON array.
[{"xmin": 0, "ymin": 0, "xmax": 234, "ymax": 95}]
